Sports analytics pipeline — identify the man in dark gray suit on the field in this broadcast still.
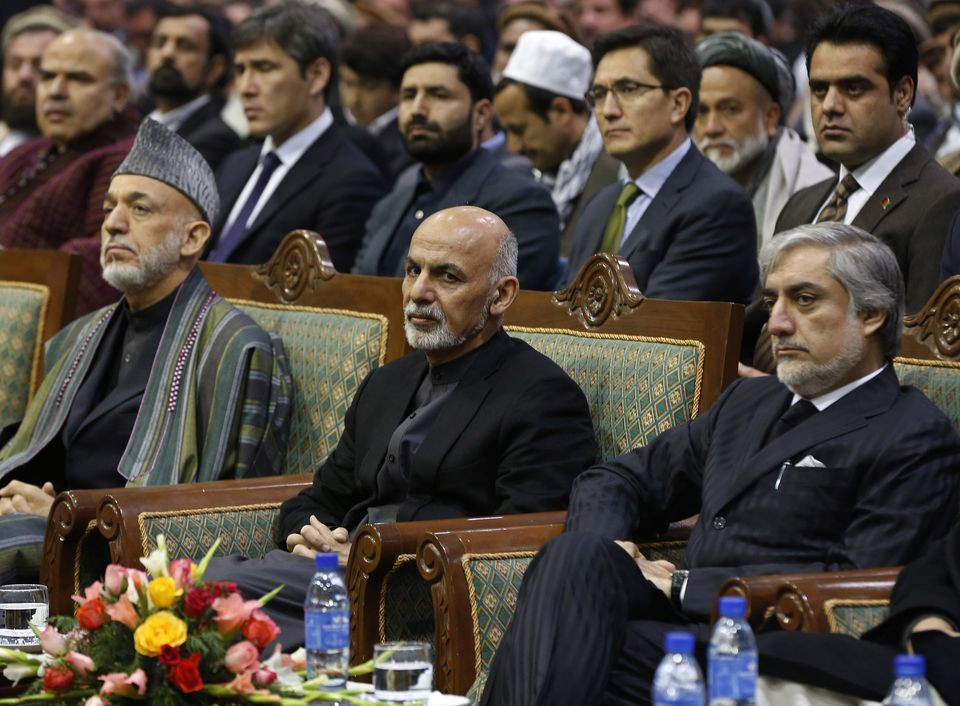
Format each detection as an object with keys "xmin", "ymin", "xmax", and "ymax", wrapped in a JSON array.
[
  {"xmin": 563, "ymin": 24, "xmax": 757, "ymax": 304},
  {"xmin": 481, "ymin": 222, "xmax": 960, "ymax": 706},
  {"xmin": 351, "ymin": 42, "xmax": 561, "ymax": 290}
]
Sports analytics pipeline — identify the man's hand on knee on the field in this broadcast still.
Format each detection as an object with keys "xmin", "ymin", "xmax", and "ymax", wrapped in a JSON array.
[
  {"xmin": 0, "ymin": 481, "xmax": 56, "ymax": 517},
  {"xmin": 615, "ymin": 540, "xmax": 676, "ymax": 598},
  {"xmin": 286, "ymin": 515, "xmax": 351, "ymax": 565}
]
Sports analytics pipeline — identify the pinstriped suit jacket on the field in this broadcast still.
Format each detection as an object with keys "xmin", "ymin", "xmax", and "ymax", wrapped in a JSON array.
[{"xmin": 565, "ymin": 365, "xmax": 960, "ymax": 619}]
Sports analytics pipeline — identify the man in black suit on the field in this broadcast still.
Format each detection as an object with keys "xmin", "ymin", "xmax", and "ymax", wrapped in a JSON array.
[
  {"xmin": 144, "ymin": 5, "xmax": 240, "ymax": 171},
  {"xmin": 564, "ymin": 24, "xmax": 757, "ymax": 305},
  {"xmin": 480, "ymin": 222, "xmax": 960, "ymax": 706},
  {"xmin": 204, "ymin": 205, "xmax": 597, "ymax": 647},
  {"xmin": 351, "ymin": 42, "xmax": 561, "ymax": 290},
  {"xmin": 206, "ymin": 1, "xmax": 385, "ymax": 271}
]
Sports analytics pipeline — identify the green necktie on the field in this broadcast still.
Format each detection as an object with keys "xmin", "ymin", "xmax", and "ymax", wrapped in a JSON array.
[{"xmin": 600, "ymin": 182, "xmax": 641, "ymax": 254}]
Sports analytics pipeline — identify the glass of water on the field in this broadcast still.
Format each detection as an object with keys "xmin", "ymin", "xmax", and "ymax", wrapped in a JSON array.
[
  {"xmin": 0, "ymin": 584, "xmax": 48, "ymax": 648},
  {"xmin": 373, "ymin": 641, "xmax": 433, "ymax": 702}
]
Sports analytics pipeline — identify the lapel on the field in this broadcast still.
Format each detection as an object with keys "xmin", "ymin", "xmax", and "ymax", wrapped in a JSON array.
[
  {"xmin": 176, "ymin": 98, "xmax": 220, "ymax": 140},
  {"xmin": 793, "ymin": 178, "xmax": 836, "ymax": 225},
  {"xmin": 851, "ymin": 144, "xmax": 927, "ymax": 234},
  {"xmin": 580, "ymin": 185, "xmax": 620, "ymax": 255},
  {"xmin": 408, "ymin": 332, "xmax": 509, "ymax": 489},
  {"xmin": 620, "ymin": 146, "xmax": 703, "ymax": 258},
  {"xmin": 213, "ymin": 145, "xmax": 260, "ymax": 235},
  {"xmin": 718, "ymin": 366, "xmax": 899, "ymax": 508},
  {"xmin": 71, "ymin": 380, "xmax": 145, "ymax": 441}
]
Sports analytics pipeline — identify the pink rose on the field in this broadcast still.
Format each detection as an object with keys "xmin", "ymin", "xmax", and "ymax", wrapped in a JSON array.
[
  {"xmin": 40, "ymin": 625, "xmax": 67, "ymax": 657},
  {"xmin": 105, "ymin": 594, "xmax": 138, "ymax": 631},
  {"xmin": 225, "ymin": 670, "xmax": 270, "ymax": 695},
  {"xmin": 65, "ymin": 651, "xmax": 96, "ymax": 677},
  {"xmin": 71, "ymin": 581, "xmax": 103, "ymax": 605},
  {"xmin": 242, "ymin": 609, "xmax": 280, "ymax": 649},
  {"xmin": 99, "ymin": 669, "xmax": 147, "ymax": 697},
  {"xmin": 224, "ymin": 640, "xmax": 259, "ymax": 674},
  {"xmin": 254, "ymin": 668, "xmax": 277, "ymax": 686},
  {"xmin": 169, "ymin": 559, "xmax": 194, "ymax": 589},
  {"xmin": 212, "ymin": 593, "xmax": 261, "ymax": 636},
  {"xmin": 84, "ymin": 696, "xmax": 107, "ymax": 706},
  {"xmin": 103, "ymin": 565, "xmax": 126, "ymax": 596}
]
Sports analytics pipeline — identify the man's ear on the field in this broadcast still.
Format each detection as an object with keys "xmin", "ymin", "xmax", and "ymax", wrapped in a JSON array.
[
  {"xmin": 860, "ymin": 308, "xmax": 886, "ymax": 338},
  {"xmin": 489, "ymin": 275, "xmax": 520, "ymax": 316},
  {"xmin": 112, "ymin": 82, "xmax": 131, "ymax": 112},
  {"xmin": 546, "ymin": 95, "xmax": 573, "ymax": 125},
  {"xmin": 764, "ymin": 100, "xmax": 780, "ymax": 136},
  {"xmin": 181, "ymin": 219, "xmax": 211, "ymax": 258},
  {"xmin": 893, "ymin": 75, "xmax": 914, "ymax": 115},
  {"xmin": 473, "ymin": 97, "xmax": 492, "ymax": 137},
  {"xmin": 670, "ymin": 87, "xmax": 692, "ymax": 128},
  {"xmin": 307, "ymin": 57, "xmax": 332, "ymax": 99}
]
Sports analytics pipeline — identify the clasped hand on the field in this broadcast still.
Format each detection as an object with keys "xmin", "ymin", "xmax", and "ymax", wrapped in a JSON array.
[
  {"xmin": 0, "ymin": 481, "xmax": 56, "ymax": 517},
  {"xmin": 286, "ymin": 515, "xmax": 351, "ymax": 565},
  {"xmin": 615, "ymin": 540, "xmax": 677, "ymax": 598}
]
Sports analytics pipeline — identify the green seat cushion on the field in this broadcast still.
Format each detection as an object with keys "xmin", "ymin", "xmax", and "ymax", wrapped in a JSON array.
[
  {"xmin": 825, "ymin": 600, "xmax": 890, "ymax": 638},
  {"xmin": 894, "ymin": 357, "xmax": 960, "ymax": 429},
  {"xmin": 0, "ymin": 283, "xmax": 46, "ymax": 430},
  {"xmin": 141, "ymin": 505, "xmax": 283, "ymax": 561},
  {"xmin": 233, "ymin": 303, "xmax": 388, "ymax": 474},
  {"xmin": 507, "ymin": 328, "xmax": 703, "ymax": 461},
  {"xmin": 381, "ymin": 558, "xmax": 435, "ymax": 644}
]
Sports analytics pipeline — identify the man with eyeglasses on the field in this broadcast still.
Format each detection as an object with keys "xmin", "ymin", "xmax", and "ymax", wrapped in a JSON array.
[{"xmin": 562, "ymin": 24, "xmax": 758, "ymax": 305}]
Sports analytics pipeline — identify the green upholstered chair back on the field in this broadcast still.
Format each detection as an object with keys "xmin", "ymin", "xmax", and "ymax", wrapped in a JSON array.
[
  {"xmin": 0, "ymin": 282, "xmax": 47, "ymax": 431},
  {"xmin": 141, "ymin": 504, "xmax": 284, "ymax": 561},
  {"xmin": 893, "ymin": 358, "xmax": 960, "ymax": 429},
  {"xmin": 379, "ymin": 558, "xmax": 435, "ymax": 645},
  {"xmin": 230, "ymin": 302, "xmax": 388, "ymax": 475},
  {"xmin": 506, "ymin": 328, "xmax": 704, "ymax": 461},
  {"xmin": 824, "ymin": 600, "xmax": 890, "ymax": 638}
]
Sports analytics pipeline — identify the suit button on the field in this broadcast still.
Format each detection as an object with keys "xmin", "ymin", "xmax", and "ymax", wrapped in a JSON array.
[
  {"xmin": 388, "ymin": 454, "xmax": 396, "ymax": 464},
  {"xmin": 712, "ymin": 516, "xmax": 726, "ymax": 530}
]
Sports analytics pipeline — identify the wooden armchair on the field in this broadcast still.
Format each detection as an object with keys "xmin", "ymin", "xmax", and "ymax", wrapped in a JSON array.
[
  {"xmin": 716, "ymin": 274, "xmax": 960, "ymax": 637},
  {"xmin": 42, "ymin": 231, "xmax": 407, "ymax": 614},
  {"xmin": 349, "ymin": 253, "xmax": 744, "ymax": 695}
]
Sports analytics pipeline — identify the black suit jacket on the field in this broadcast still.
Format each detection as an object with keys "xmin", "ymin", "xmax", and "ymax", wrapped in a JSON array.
[
  {"xmin": 566, "ymin": 366, "xmax": 960, "ymax": 619},
  {"xmin": 279, "ymin": 331, "xmax": 597, "ymax": 537},
  {"xmin": 175, "ymin": 98, "xmax": 241, "ymax": 172},
  {"xmin": 564, "ymin": 145, "xmax": 758, "ymax": 304},
  {"xmin": 352, "ymin": 148, "xmax": 561, "ymax": 290},
  {"xmin": 776, "ymin": 143, "xmax": 960, "ymax": 313},
  {"xmin": 210, "ymin": 122, "xmax": 386, "ymax": 270}
]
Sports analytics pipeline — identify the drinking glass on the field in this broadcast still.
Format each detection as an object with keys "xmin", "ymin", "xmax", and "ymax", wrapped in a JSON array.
[
  {"xmin": 373, "ymin": 641, "xmax": 433, "ymax": 702},
  {"xmin": 0, "ymin": 584, "xmax": 48, "ymax": 648}
]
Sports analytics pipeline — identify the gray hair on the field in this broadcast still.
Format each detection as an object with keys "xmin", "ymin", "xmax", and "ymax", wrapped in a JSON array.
[
  {"xmin": 489, "ymin": 230, "xmax": 519, "ymax": 285},
  {"xmin": 759, "ymin": 223, "xmax": 905, "ymax": 358},
  {"xmin": 83, "ymin": 29, "xmax": 134, "ymax": 89}
]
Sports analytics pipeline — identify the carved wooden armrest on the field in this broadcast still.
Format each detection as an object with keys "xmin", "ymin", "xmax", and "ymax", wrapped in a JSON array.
[
  {"xmin": 42, "ymin": 489, "xmax": 106, "ymax": 616},
  {"xmin": 718, "ymin": 567, "xmax": 901, "ymax": 634},
  {"xmin": 97, "ymin": 474, "xmax": 312, "ymax": 568}
]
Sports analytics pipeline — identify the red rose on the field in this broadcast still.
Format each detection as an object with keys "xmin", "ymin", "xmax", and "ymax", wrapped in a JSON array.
[
  {"xmin": 183, "ymin": 586, "xmax": 216, "ymax": 618},
  {"xmin": 205, "ymin": 581, "xmax": 238, "ymax": 596},
  {"xmin": 158, "ymin": 645, "xmax": 182, "ymax": 666},
  {"xmin": 76, "ymin": 597, "xmax": 108, "ymax": 630},
  {"xmin": 43, "ymin": 665, "xmax": 74, "ymax": 691},
  {"xmin": 242, "ymin": 609, "xmax": 280, "ymax": 649},
  {"xmin": 167, "ymin": 651, "xmax": 203, "ymax": 693}
]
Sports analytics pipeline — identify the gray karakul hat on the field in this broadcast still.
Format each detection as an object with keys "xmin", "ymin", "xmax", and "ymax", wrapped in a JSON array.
[{"xmin": 113, "ymin": 119, "xmax": 220, "ymax": 224}]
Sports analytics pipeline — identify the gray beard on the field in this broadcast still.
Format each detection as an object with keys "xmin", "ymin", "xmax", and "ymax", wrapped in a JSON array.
[
  {"xmin": 697, "ymin": 122, "xmax": 769, "ymax": 176},
  {"xmin": 775, "ymin": 315, "xmax": 866, "ymax": 399},
  {"xmin": 404, "ymin": 300, "xmax": 490, "ymax": 351},
  {"xmin": 101, "ymin": 230, "xmax": 182, "ymax": 293}
]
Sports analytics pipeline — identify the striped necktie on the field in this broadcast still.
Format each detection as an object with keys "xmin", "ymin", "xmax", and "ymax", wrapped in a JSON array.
[{"xmin": 816, "ymin": 174, "xmax": 860, "ymax": 223}]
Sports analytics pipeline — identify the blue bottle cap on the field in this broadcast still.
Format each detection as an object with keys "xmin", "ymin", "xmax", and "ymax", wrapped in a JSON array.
[
  {"xmin": 315, "ymin": 552, "xmax": 339, "ymax": 570},
  {"xmin": 717, "ymin": 596, "xmax": 747, "ymax": 618},
  {"xmin": 894, "ymin": 654, "xmax": 925, "ymax": 678},
  {"xmin": 664, "ymin": 631, "xmax": 695, "ymax": 655}
]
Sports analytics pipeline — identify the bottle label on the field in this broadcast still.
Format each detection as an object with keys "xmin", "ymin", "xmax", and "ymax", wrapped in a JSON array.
[
  {"xmin": 305, "ymin": 609, "xmax": 349, "ymax": 650},
  {"xmin": 709, "ymin": 655, "xmax": 757, "ymax": 700},
  {"xmin": 654, "ymin": 697, "xmax": 703, "ymax": 706}
]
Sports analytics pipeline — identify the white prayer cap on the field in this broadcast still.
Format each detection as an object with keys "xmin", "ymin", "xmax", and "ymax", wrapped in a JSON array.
[{"xmin": 502, "ymin": 30, "xmax": 592, "ymax": 101}]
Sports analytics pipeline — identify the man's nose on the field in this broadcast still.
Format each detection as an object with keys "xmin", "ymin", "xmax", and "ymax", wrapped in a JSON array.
[
  {"xmin": 700, "ymin": 112, "xmax": 724, "ymax": 137},
  {"xmin": 821, "ymin": 85, "xmax": 844, "ymax": 115},
  {"xmin": 408, "ymin": 271, "xmax": 435, "ymax": 303},
  {"xmin": 766, "ymin": 299, "xmax": 795, "ymax": 337},
  {"xmin": 102, "ymin": 205, "xmax": 127, "ymax": 235}
]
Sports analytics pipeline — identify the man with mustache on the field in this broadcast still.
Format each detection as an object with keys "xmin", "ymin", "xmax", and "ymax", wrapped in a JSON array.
[
  {"xmin": 0, "ymin": 27, "xmax": 140, "ymax": 315},
  {"xmin": 694, "ymin": 32, "xmax": 832, "ymax": 247},
  {"xmin": 202, "ymin": 204, "xmax": 596, "ymax": 646},
  {"xmin": 0, "ymin": 119, "xmax": 292, "ymax": 584},
  {"xmin": 144, "ymin": 5, "xmax": 240, "ymax": 171},
  {"xmin": 352, "ymin": 42, "xmax": 562, "ymax": 290},
  {"xmin": 206, "ymin": 1, "xmax": 385, "ymax": 271},
  {"xmin": 481, "ymin": 222, "xmax": 960, "ymax": 706}
]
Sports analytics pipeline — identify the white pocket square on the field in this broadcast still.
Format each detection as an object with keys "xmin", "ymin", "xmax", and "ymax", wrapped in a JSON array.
[{"xmin": 794, "ymin": 455, "xmax": 826, "ymax": 468}]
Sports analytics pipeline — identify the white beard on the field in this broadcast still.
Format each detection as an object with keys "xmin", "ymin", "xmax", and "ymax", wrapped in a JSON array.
[
  {"xmin": 403, "ymin": 300, "xmax": 490, "ymax": 351},
  {"xmin": 775, "ymin": 311, "xmax": 866, "ymax": 399},
  {"xmin": 697, "ymin": 115, "xmax": 770, "ymax": 176},
  {"xmin": 101, "ymin": 230, "xmax": 182, "ymax": 293}
]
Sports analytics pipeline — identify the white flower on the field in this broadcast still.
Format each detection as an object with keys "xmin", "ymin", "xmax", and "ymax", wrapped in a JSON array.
[
  {"xmin": 139, "ymin": 534, "xmax": 170, "ymax": 577},
  {"xmin": 3, "ymin": 662, "xmax": 37, "ymax": 686},
  {"xmin": 262, "ymin": 645, "xmax": 304, "ymax": 690}
]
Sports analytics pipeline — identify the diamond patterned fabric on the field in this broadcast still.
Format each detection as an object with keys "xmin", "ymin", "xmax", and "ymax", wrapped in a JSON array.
[
  {"xmin": 466, "ymin": 554, "xmax": 534, "ymax": 674},
  {"xmin": 382, "ymin": 560, "xmax": 435, "ymax": 643},
  {"xmin": 143, "ymin": 506, "xmax": 282, "ymax": 561},
  {"xmin": 0, "ymin": 283, "xmax": 45, "ymax": 430},
  {"xmin": 234, "ymin": 304, "xmax": 387, "ymax": 474},
  {"xmin": 894, "ymin": 358, "xmax": 960, "ymax": 429},
  {"xmin": 506, "ymin": 329, "xmax": 702, "ymax": 461},
  {"xmin": 466, "ymin": 670, "xmax": 487, "ymax": 706},
  {"xmin": 827, "ymin": 602, "xmax": 890, "ymax": 638}
]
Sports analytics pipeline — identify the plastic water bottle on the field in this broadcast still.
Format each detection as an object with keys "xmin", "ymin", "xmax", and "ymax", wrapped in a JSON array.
[
  {"xmin": 886, "ymin": 654, "xmax": 933, "ymax": 705},
  {"xmin": 708, "ymin": 596, "xmax": 757, "ymax": 706},
  {"xmin": 304, "ymin": 552, "xmax": 349, "ymax": 687},
  {"xmin": 653, "ymin": 631, "xmax": 705, "ymax": 706}
]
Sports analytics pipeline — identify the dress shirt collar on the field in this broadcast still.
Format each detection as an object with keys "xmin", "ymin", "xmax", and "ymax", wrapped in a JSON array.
[
  {"xmin": 629, "ymin": 137, "xmax": 692, "ymax": 199},
  {"xmin": 839, "ymin": 129, "xmax": 915, "ymax": 198},
  {"xmin": 791, "ymin": 363, "xmax": 887, "ymax": 411},
  {"xmin": 260, "ymin": 107, "xmax": 333, "ymax": 167},
  {"xmin": 148, "ymin": 94, "xmax": 212, "ymax": 132},
  {"xmin": 368, "ymin": 106, "xmax": 399, "ymax": 136}
]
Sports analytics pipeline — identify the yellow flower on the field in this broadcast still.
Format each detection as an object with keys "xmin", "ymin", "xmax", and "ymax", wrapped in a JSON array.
[
  {"xmin": 133, "ymin": 611, "xmax": 187, "ymax": 657},
  {"xmin": 148, "ymin": 577, "xmax": 182, "ymax": 608}
]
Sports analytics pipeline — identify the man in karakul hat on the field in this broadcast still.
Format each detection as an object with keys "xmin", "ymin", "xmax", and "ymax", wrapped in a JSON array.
[
  {"xmin": 694, "ymin": 31, "xmax": 833, "ymax": 247},
  {"xmin": 0, "ymin": 119, "xmax": 293, "ymax": 584}
]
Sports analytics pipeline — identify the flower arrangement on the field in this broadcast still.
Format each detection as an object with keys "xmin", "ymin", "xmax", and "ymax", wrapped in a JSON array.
[{"xmin": 0, "ymin": 536, "xmax": 401, "ymax": 705}]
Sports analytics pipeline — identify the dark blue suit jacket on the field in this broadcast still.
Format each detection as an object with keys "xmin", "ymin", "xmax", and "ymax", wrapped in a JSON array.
[
  {"xmin": 209, "ymin": 122, "xmax": 386, "ymax": 271},
  {"xmin": 352, "ymin": 148, "xmax": 560, "ymax": 290},
  {"xmin": 566, "ymin": 365, "xmax": 960, "ymax": 619},
  {"xmin": 564, "ymin": 145, "xmax": 757, "ymax": 304}
]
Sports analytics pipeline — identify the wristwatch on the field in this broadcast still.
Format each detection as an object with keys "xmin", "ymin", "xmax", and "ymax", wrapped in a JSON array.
[{"xmin": 671, "ymin": 569, "xmax": 690, "ymax": 609}]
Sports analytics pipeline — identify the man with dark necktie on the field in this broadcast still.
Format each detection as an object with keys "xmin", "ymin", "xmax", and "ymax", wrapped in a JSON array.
[{"xmin": 480, "ymin": 222, "xmax": 960, "ymax": 706}]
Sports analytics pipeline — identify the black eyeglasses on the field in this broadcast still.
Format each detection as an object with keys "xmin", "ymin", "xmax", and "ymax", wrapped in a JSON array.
[{"xmin": 584, "ymin": 79, "xmax": 672, "ymax": 108}]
